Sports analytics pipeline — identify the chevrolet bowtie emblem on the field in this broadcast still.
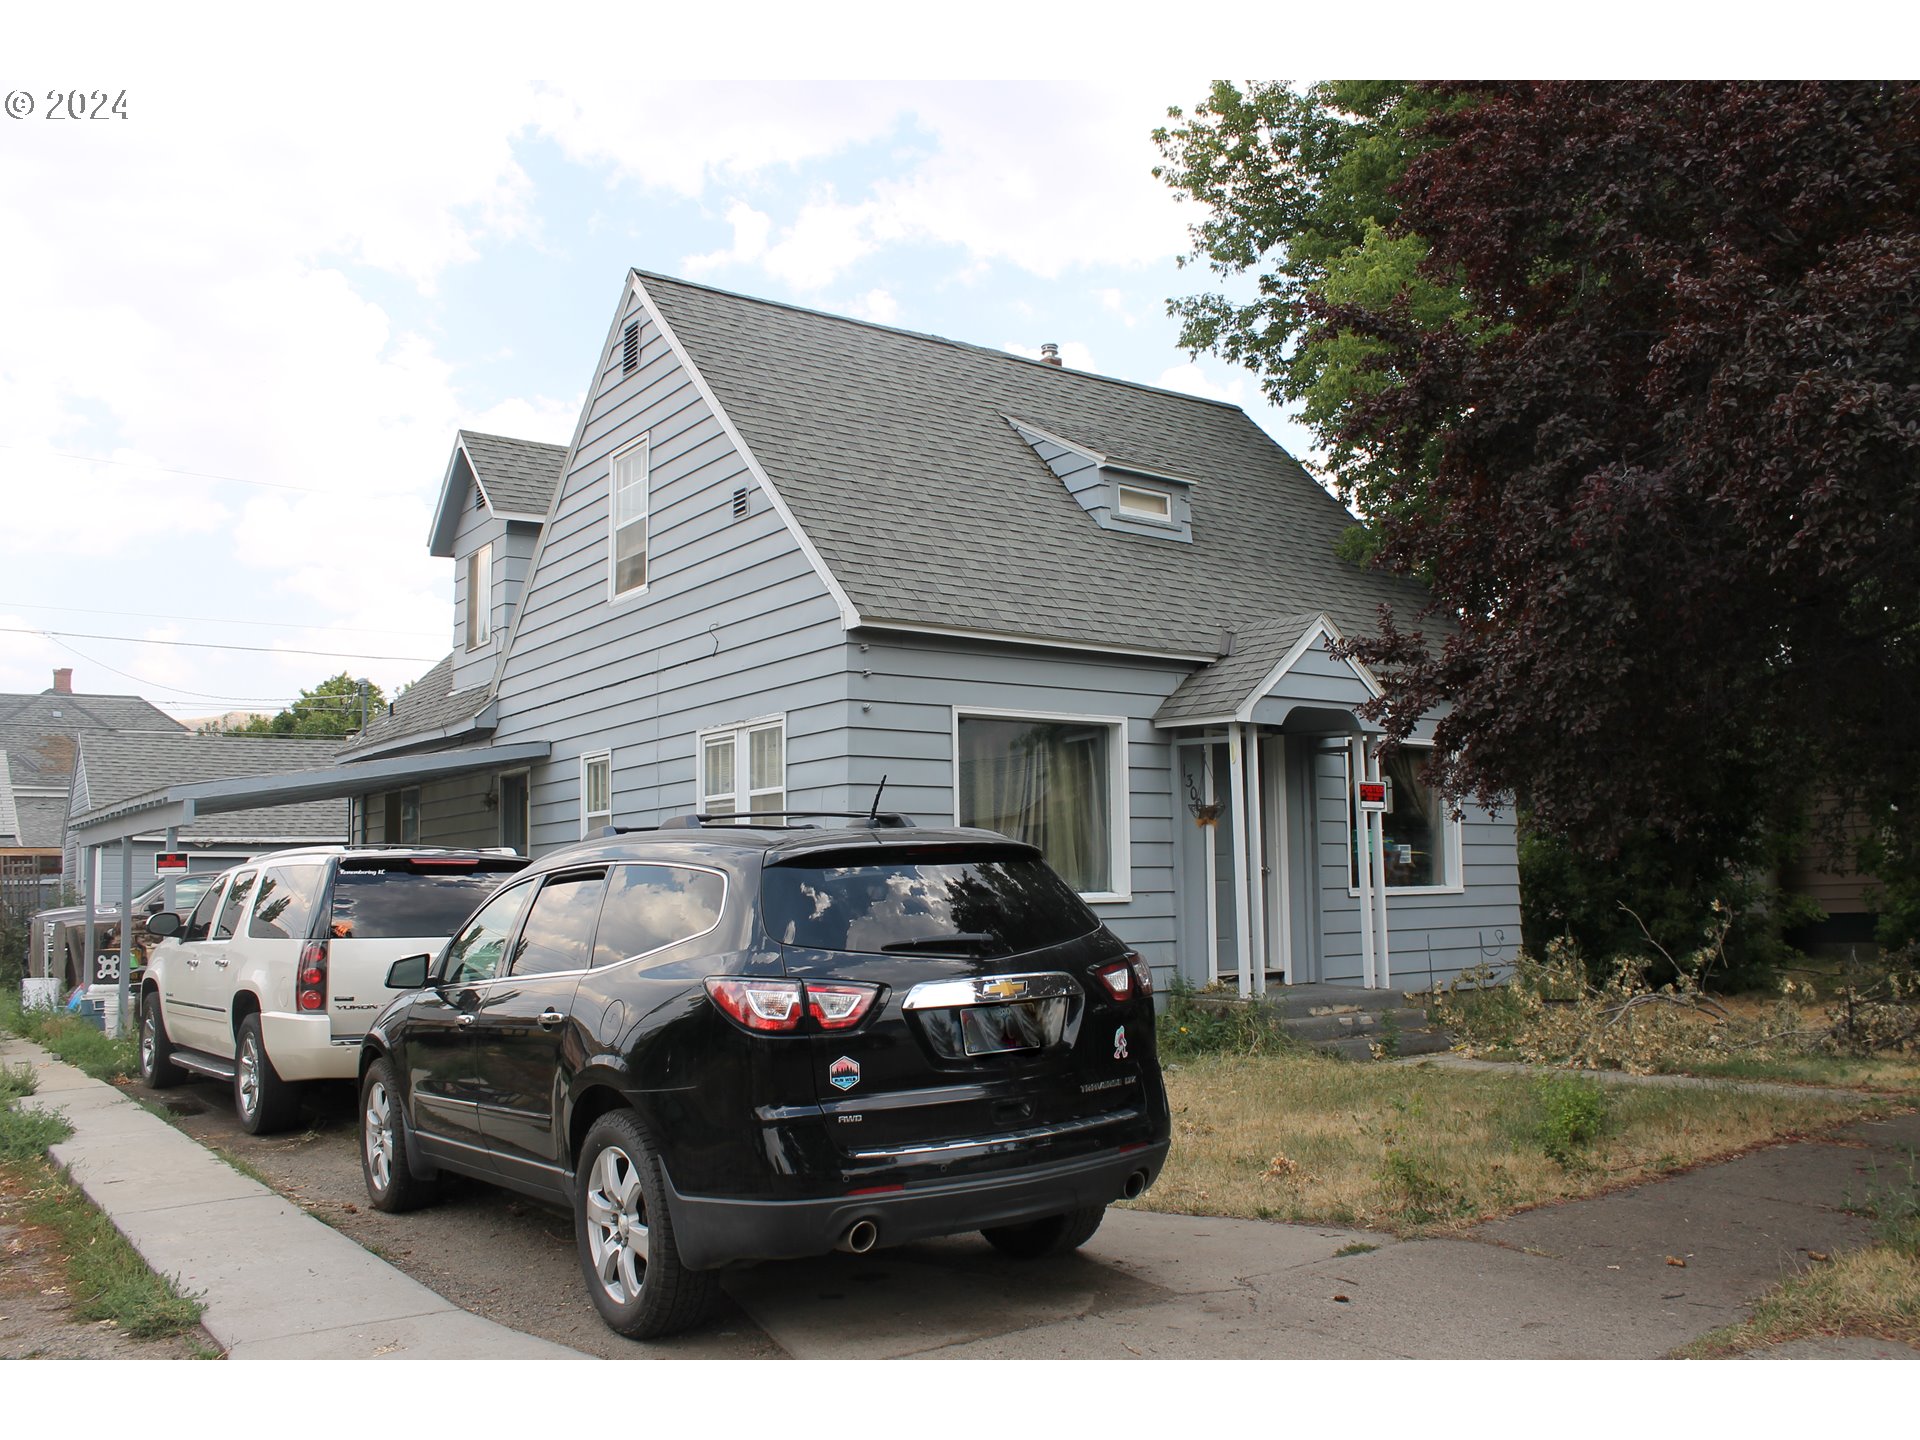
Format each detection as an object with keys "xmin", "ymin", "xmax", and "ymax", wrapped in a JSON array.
[{"xmin": 982, "ymin": 979, "xmax": 1028, "ymax": 1000}]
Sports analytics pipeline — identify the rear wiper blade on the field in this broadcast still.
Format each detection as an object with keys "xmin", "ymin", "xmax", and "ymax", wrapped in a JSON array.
[{"xmin": 880, "ymin": 932, "xmax": 997, "ymax": 954}]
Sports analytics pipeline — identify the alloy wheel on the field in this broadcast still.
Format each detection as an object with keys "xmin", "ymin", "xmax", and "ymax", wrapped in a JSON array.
[
  {"xmin": 139, "ymin": 1011, "xmax": 156, "ymax": 1077},
  {"xmin": 237, "ymin": 1035, "xmax": 260, "ymax": 1120},
  {"xmin": 364, "ymin": 1080, "xmax": 394, "ymax": 1193},
  {"xmin": 584, "ymin": 1144, "xmax": 649, "ymax": 1304}
]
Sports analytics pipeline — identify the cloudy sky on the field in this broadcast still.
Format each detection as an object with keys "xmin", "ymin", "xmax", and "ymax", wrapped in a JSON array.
[{"xmin": 1, "ymin": 7, "xmax": 1840, "ymax": 726}]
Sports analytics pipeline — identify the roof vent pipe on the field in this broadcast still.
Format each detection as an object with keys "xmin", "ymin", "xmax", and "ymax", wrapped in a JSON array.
[{"xmin": 1039, "ymin": 343, "xmax": 1062, "ymax": 367}]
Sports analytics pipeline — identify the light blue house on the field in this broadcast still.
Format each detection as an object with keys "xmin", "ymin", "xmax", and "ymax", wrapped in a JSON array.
[{"xmin": 95, "ymin": 273, "xmax": 1520, "ymax": 996}]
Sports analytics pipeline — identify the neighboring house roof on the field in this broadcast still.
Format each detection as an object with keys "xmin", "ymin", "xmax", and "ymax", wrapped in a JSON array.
[
  {"xmin": 428, "ymin": 430, "xmax": 568, "ymax": 556},
  {"xmin": 13, "ymin": 793, "xmax": 68, "ymax": 849},
  {"xmin": 0, "ymin": 752, "xmax": 18, "ymax": 845},
  {"xmin": 337, "ymin": 654, "xmax": 496, "ymax": 761},
  {"xmin": 636, "ymin": 271, "xmax": 1433, "ymax": 658},
  {"xmin": 0, "ymin": 689, "xmax": 184, "ymax": 733},
  {"xmin": 70, "ymin": 733, "xmax": 350, "ymax": 841}
]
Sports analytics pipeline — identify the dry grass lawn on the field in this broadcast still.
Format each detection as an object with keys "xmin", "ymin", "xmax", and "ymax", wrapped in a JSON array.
[{"xmin": 1129, "ymin": 1051, "xmax": 1886, "ymax": 1235}]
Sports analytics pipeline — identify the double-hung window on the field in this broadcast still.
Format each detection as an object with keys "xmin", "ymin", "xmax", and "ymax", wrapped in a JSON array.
[
  {"xmin": 465, "ymin": 542, "xmax": 492, "ymax": 649},
  {"xmin": 700, "ymin": 719, "xmax": 785, "ymax": 822},
  {"xmin": 582, "ymin": 752, "xmax": 612, "ymax": 837},
  {"xmin": 609, "ymin": 437, "xmax": 649, "ymax": 597},
  {"xmin": 954, "ymin": 709, "xmax": 1129, "ymax": 901},
  {"xmin": 1347, "ymin": 744, "xmax": 1461, "ymax": 892}
]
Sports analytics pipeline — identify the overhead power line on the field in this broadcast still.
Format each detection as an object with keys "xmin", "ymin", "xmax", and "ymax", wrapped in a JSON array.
[
  {"xmin": 0, "ymin": 625, "xmax": 436, "ymax": 663},
  {"xmin": 0, "ymin": 599, "xmax": 444, "ymax": 640}
]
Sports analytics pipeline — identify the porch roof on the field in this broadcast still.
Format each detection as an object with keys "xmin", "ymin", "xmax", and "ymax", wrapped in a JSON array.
[{"xmin": 1154, "ymin": 611, "xmax": 1381, "ymax": 730}]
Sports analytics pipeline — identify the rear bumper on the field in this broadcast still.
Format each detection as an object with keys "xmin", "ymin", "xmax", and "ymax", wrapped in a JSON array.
[
  {"xmin": 662, "ymin": 1139, "xmax": 1170, "ymax": 1271},
  {"xmin": 258, "ymin": 1012, "xmax": 357, "ymax": 1082}
]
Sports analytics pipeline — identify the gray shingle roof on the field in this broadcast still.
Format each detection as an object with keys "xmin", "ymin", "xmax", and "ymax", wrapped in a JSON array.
[
  {"xmin": 0, "ymin": 754, "xmax": 17, "ymax": 846},
  {"xmin": 72, "ymin": 733, "xmax": 349, "ymax": 841},
  {"xmin": 338, "ymin": 655, "xmax": 493, "ymax": 758},
  {"xmin": 638, "ymin": 272, "xmax": 1432, "ymax": 657},
  {"xmin": 1155, "ymin": 612, "xmax": 1325, "ymax": 724},
  {"xmin": 460, "ymin": 431, "xmax": 567, "ymax": 517},
  {"xmin": 0, "ymin": 689, "xmax": 184, "ymax": 733}
]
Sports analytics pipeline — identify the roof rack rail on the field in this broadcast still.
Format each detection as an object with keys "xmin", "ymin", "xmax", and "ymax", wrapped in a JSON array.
[{"xmin": 655, "ymin": 810, "xmax": 916, "ymax": 831}]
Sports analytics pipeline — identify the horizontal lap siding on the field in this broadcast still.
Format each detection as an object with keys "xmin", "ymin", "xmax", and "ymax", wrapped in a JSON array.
[
  {"xmin": 849, "ymin": 635, "xmax": 1193, "ymax": 981},
  {"xmin": 1310, "ymin": 751, "xmax": 1521, "ymax": 986},
  {"xmin": 493, "ymin": 288, "xmax": 848, "ymax": 853},
  {"xmin": 417, "ymin": 773, "xmax": 497, "ymax": 850}
]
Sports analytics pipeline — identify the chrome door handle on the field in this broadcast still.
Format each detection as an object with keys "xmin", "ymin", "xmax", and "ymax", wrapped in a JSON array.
[
  {"xmin": 214, "ymin": 958, "xmax": 230, "ymax": 969},
  {"xmin": 184, "ymin": 958, "xmax": 198, "ymax": 969},
  {"xmin": 538, "ymin": 1009, "xmax": 565, "ymax": 1031},
  {"xmin": 457, "ymin": 1013, "xmax": 475, "ymax": 1027}
]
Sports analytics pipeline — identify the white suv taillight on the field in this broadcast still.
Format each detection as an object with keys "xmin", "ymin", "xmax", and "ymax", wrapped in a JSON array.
[
  {"xmin": 705, "ymin": 977, "xmax": 880, "ymax": 1033},
  {"xmin": 296, "ymin": 939, "xmax": 329, "ymax": 1012},
  {"xmin": 1095, "ymin": 952, "xmax": 1153, "ymax": 1003}
]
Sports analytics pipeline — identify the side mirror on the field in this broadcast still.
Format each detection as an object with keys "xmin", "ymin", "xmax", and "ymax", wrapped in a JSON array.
[
  {"xmin": 386, "ymin": 953, "xmax": 431, "ymax": 989},
  {"xmin": 145, "ymin": 912, "xmax": 182, "ymax": 938}
]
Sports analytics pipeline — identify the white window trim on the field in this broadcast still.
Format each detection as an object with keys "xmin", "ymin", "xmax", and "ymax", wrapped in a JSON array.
[
  {"xmin": 581, "ymin": 751, "xmax": 613, "ymax": 839},
  {"xmin": 607, "ymin": 434, "xmax": 651, "ymax": 602},
  {"xmin": 696, "ymin": 715, "xmax": 787, "ymax": 821},
  {"xmin": 1343, "ymin": 743, "xmax": 1465, "ymax": 898},
  {"xmin": 1114, "ymin": 482, "xmax": 1174, "ymax": 524},
  {"xmin": 465, "ymin": 541, "xmax": 492, "ymax": 651},
  {"xmin": 950, "ymin": 706, "xmax": 1132, "ymax": 905}
]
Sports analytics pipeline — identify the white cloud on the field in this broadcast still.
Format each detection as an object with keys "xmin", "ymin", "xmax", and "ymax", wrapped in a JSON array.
[
  {"xmin": 1154, "ymin": 362, "xmax": 1253, "ymax": 406},
  {"xmin": 844, "ymin": 289, "xmax": 900, "ymax": 325},
  {"xmin": 1098, "ymin": 289, "xmax": 1137, "ymax": 327},
  {"xmin": 683, "ymin": 201, "xmax": 775, "ymax": 277}
]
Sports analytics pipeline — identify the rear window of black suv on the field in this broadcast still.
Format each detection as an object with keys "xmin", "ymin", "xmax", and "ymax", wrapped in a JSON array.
[
  {"xmin": 328, "ymin": 859, "xmax": 523, "ymax": 940},
  {"xmin": 761, "ymin": 847, "xmax": 1099, "ymax": 957}
]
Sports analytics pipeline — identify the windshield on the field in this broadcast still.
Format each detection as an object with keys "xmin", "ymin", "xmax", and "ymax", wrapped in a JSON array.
[{"xmin": 761, "ymin": 848, "xmax": 1098, "ymax": 957}]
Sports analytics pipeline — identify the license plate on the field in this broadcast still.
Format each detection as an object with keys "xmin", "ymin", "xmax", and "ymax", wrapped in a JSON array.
[{"xmin": 960, "ymin": 998, "xmax": 1066, "ymax": 1056}]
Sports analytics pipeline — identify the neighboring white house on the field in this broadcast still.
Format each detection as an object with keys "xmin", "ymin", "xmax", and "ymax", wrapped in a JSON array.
[{"xmin": 76, "ymin": 273, "xmax": 1521, "ymax": 994}]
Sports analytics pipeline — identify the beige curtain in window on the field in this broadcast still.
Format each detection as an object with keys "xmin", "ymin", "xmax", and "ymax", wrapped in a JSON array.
[{"xmin": 958, "ymin": 718, "xmax": 1110, "ymax": 893}]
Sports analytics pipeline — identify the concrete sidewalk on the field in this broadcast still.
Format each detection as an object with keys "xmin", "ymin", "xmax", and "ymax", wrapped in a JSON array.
[{"xmin": 1, "ymin": 1034, "xmax": 585, "ymax": 1360}]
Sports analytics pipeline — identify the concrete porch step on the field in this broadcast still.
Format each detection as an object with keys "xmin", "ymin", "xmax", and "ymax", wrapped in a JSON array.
[{"xmin": 1191, "ymin": 982, "xmax": 1456, "ymax": 1061}]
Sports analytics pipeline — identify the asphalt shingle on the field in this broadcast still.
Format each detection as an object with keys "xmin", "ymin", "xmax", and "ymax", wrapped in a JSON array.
[{"xmin": 460, "ymin": 431, "xmax": 568, "ymax": 518}]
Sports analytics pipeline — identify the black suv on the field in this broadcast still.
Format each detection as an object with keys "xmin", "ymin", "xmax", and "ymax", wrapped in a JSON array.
[{"xmin": 358, "ymin": 812, "xmax": 1171, "ymax": 1339}]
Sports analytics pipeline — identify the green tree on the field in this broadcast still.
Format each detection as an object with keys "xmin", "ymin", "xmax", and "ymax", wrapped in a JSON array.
[{"xmin": 231, "ymin": 672, "xmax": 385, "ymax": 737}]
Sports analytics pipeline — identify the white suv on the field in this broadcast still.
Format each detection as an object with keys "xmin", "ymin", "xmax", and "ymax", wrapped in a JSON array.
[{"xmin": 138, "ymin": 847, "xmax": 526, "ymax": 1132}]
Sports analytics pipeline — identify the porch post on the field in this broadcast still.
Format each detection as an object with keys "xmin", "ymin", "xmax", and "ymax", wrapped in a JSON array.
[
  {"xmin": 1351, "ymin": 736, "xmax": 1377, "ymax": 988},
  {"xmin": 1368, "ymin": 740, "xmax": 1392, "ymax": 989},
  {"xmin": 162, "ymin": 825, "xmax": 178, "ymax": 912},
  {"xmin": 1244, "ymin": 729, "xmax": 1268, "ymax": 996},
  {"xmin": 80, "ymin": 841, "xmax": 96, "ymax": 996},
  {"xmin": 1226, "ymin": 723, "xmax": 1255, "ymax": 1000},
  {"xmin": 117, "ymin": 836, "xmax": 133, "ymax": 1034}
]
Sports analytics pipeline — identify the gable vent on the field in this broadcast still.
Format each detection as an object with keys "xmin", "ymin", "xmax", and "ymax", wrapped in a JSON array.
[
  {"xmin": 621, "ymin": 320, "xmax": 640, "ymax": 374},
  {"xmin": 731, "ymin": 486, "xmax": 750, "ymax": 519}
]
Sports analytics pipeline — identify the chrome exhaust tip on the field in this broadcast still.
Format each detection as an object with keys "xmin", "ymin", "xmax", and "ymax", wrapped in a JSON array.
[
  {"xmin": 1121, "ymin": 1169, "xmax": 1148, "ymax": 1200},
  {"xmin": 838, "ymin": 1219, "xmax": 879, "ymax": 1254}
]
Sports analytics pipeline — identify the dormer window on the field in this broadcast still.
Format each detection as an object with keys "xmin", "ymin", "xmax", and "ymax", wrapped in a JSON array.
[
  {"xmin": 465, "ymin": 542, "xmax": 492, "ymax": 650},
  {"xmin": 1115, "ymin": 483, "xmax": 1172, "ymax": 523}
]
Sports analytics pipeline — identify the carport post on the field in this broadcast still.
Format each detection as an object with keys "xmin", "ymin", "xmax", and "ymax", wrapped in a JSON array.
[
  {"xmin": 162, "ymin": 825, "xmax": 178, "ymax": 911},
  {"xmin": 118, "ymin": 837, "xmax": 133, "ymax": 1033}
]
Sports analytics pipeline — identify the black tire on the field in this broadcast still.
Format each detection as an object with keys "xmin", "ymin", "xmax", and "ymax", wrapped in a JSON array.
[
  {"xmin": 136, "ymin": 989, "xmax": 187, "ymax": 1089},
  {"xmin": 981, "ymin": 1204, "xmax": 1108, "ymax": 1259},
  {"xmin": 233, "ymin": 1013, "xmax": 302, "ymax": 1135},
  {"xmin": 359, "ymin": 1056, "xmax": 439, "ymax": 1213},
  {"xmin": 574, "ymin": 1110, "xmax": 718, "ymax": 1340}
]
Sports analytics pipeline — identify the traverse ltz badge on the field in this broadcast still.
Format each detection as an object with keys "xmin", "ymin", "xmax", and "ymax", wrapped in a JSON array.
[{"xmin": 829, "ymin": 1055, "xmax": 861, "ymax": 1091}]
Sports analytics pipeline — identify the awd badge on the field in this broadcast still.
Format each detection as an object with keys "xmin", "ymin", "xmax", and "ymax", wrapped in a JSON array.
[{"xmin": 829, "ymin": 1055, "xmax": 861, "ymax": 1091}]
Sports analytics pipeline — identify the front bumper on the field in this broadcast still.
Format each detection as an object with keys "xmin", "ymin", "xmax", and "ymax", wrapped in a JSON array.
[{"xmin": 662, "ymin": 1139, "xmax": 1170, "ymax": 1271}]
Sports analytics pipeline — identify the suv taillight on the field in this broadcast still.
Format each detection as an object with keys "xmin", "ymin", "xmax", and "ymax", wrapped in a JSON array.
[
  {"xmin": 705, "ymin": 977, "xmax": 880, "ymax": 1033},
  {"xmin": 1095, "ymin": 952, "xmax": 1153, "ymax": 1003},
  {"xmin": 297, "ymin": 939, "xmax": 329, "ymax": 1012}
]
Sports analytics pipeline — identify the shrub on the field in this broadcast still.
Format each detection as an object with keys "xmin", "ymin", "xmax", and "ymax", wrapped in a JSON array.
[
  {"xmin": 1156, "ymin": 977, "xmax": 1298, "ymax": 1060},
  {"xmin": 1534, "ymin": 1074, "xmax": 1609, "ymax": 1167}
]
